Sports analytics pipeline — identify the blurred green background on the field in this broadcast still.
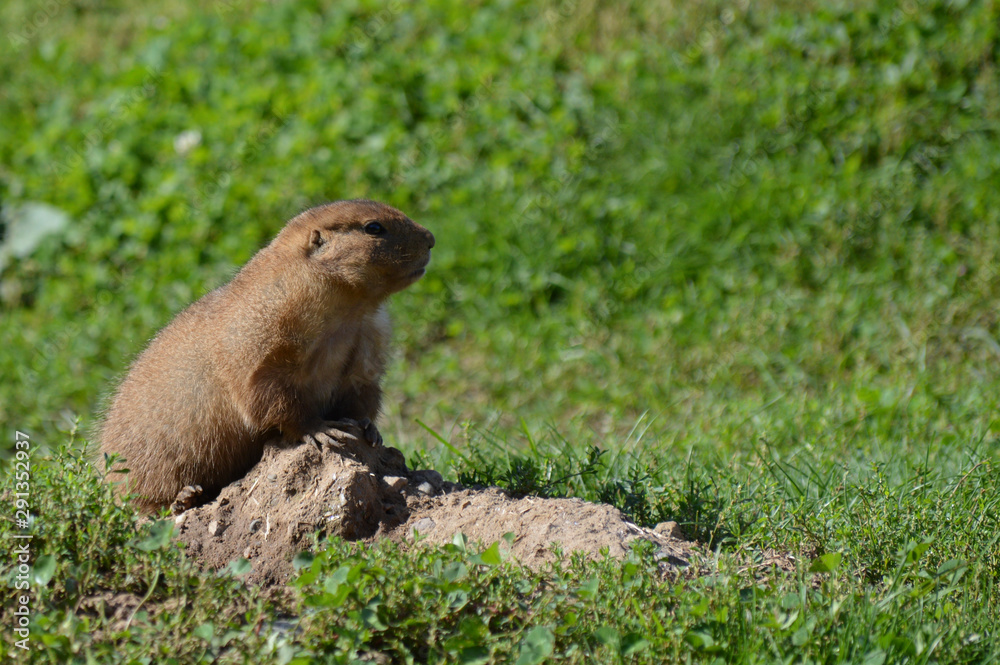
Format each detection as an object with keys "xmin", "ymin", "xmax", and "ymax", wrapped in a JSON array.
[{"xmin": 1, "ymin": 0, "xmax": 998, "ymax": 467}]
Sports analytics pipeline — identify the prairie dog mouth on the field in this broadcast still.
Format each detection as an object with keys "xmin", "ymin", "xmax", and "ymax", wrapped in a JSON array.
[{"xmin": 407, "ymin": 256, "xmax": 431, "ymax": 280}]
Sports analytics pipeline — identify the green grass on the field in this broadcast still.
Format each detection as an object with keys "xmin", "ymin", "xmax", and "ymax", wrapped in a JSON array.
[
  {"xmin": 2, "ymin": 0, "xmax": 1000, "ymax": 661},
  {"xmin": 0, "ymin": 443, "xmax": 996, "ymax": 662}
]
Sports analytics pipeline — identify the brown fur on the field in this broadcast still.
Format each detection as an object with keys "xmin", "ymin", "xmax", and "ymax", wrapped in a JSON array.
[{"xmin": 98, "ymin": 200, "xmax": 435, "ymax": 512}]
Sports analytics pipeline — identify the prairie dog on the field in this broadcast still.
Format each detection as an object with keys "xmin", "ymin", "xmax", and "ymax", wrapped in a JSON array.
[{"xmin": 99, "ymin": 199, "xmax": 435, "ymax": 511}]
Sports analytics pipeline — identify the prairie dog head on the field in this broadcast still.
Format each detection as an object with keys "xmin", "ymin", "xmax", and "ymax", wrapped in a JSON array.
[{"xmin": 284, "ymin": 199, "xmax": 435, "ymax": 301}]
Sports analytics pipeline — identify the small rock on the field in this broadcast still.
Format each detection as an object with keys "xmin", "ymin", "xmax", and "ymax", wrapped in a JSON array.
[
  {"xmin": 411, "ymin": 517, "xmax": 436, "ymax": 536},
  {"xmin": 208, "ymin": 520, "xmax": 225, "ymax": 537},
  {"xmin": 416, "ymin": 482, "xmax": 436, "ymax": 496},
  {"xmin": 654, "ymin": 548, "xmax": 690, "ymax": 567},
  {"xmin": 170, "ymin": 484, "xmax": 204, "ymax": 515},
  {"xmin": 654, "ymin": 521, "xmax": 685, "ymax": 540},
  {"xmin": 411, "ymin": 469, "xmax": 443, "ymax": 490},
  {"xmin": 383, "ymin": 476, "xmax": 408, "ymax": 491},
  {"xmin": 249, "ymin": 519, "xmax": 262, "ymax": 534},
  {"xmin": 268, "ymin": 618, "xmax": 299, "ymax": 639},
  {"xmin": 268, "ymin": 473, "xmax": 278, "ymax": 482}
]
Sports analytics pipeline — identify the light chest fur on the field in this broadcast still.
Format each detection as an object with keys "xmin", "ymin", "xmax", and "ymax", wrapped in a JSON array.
[{"xmin": 299, "ymin": 305, "xmax": 392, "ymax": 416}]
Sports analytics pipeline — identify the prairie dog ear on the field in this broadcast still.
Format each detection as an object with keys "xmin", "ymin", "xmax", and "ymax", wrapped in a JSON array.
[{"xmin": 309, "ymin": 228, "xmax": 327, "ymax": 253}]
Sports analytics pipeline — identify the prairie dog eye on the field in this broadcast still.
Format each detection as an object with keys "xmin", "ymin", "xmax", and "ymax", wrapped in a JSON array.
[{"xmin": 363, "ymin": 221, "xmax": 386, "ymax": 236}]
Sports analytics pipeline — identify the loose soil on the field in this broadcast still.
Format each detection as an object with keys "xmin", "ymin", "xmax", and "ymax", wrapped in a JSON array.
[{"xmin": 175, "ymin": 435, "xmax": 698, "ymax": 585}]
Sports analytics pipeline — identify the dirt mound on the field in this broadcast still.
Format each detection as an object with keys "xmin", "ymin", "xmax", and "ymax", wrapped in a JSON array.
[
  {"xmin": 396, "ymin": 489, "xmax": 693, "ymax": 568},
  {"xmin": 175, "ymin": 438, "xmax": 694, "ymax": 585}
]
